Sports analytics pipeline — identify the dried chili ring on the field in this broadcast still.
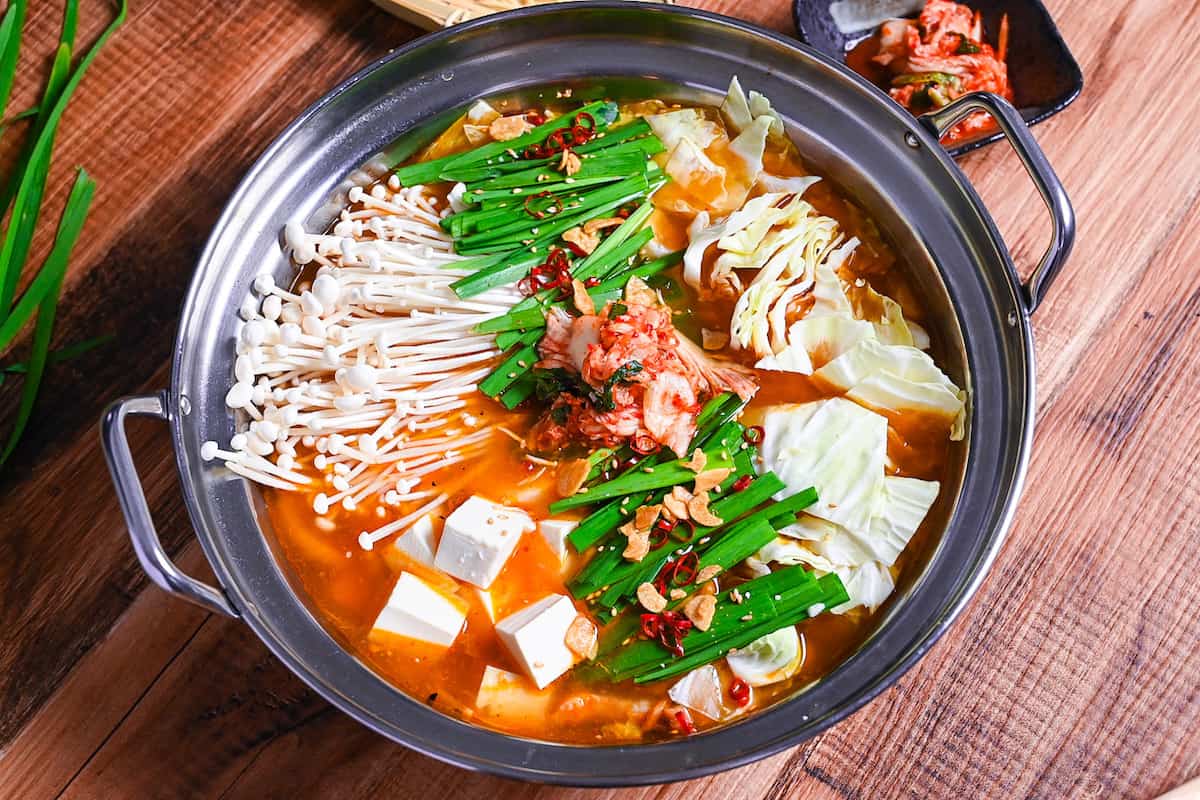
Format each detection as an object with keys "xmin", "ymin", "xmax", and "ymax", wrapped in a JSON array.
[
  {"xmin": 731, "ymin": 474, "xmax": 753, "ymax": 492},
  {"xmin": 743, "ymin": 425, "xmax": 765, "ymax": 445},
  {"xmin": 669, "ymin": 519, "xmax": 696, "ymax": 544},
  {"xmin": 670, "ymin": 552, "xmax": 699, "ymax": 586},
  {"xmin": 546, "ymin": 129, "xmax": 568, "ymax": 153},
  {"xmin": 674, "ymin": 709, "xmax": 696, "ymax": 735},
  {"xmin": 523, "ymin": 190, "xmax": 555, "ymax": 219},
  {"xmin": 647, "ymin": 526, "xmax": 669, "ymax": 550},
  {"xmin": 729, "ymin": 678, "xmax": 751, "ymax": 707}
]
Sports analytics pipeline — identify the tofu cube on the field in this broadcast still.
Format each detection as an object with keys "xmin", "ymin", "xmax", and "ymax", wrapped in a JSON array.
[
  {"xmin": 393, "ymin": 514, "xmax": 438, "ymax": 568},
  {"xmin": 371, "ymin": 572, "xmax": 466, "ymax": 648},
  {"xmin": 475, "ymin": 665, "xmax": 550, "ymax": 720},
  {"xmin": 434, "ymin": 496, "xmax": 533, "ymax": 589},
  {"xmin": 475, "ymin": 587, "xmax": 497, "ymax": 621},
  {"xmin": 538, "ymin": 519, "xmax": 578, "ymax": 563},
  {"xmin": 494, "ymin": 594, "xmax": 578, "ymax": 689}
]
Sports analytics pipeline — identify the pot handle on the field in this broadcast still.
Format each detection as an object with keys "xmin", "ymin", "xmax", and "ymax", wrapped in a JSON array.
[
  {"xmin": 101, "ymin": 392, "xmax": 239, "ymax": 618},
  {"xmin": 918, "ymin": 92, "xmax": 1075, "ymax": 314}
]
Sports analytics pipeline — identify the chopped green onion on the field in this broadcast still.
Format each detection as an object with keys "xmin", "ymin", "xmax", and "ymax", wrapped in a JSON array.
[{"xmin": 1, "ymin": 169, "xmax": 94, "ymax": 465}]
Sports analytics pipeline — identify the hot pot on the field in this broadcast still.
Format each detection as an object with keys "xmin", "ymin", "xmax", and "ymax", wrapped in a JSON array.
[{"xmin": 101, "ymin": 2, "xmax": 1073, "ymax": 785}]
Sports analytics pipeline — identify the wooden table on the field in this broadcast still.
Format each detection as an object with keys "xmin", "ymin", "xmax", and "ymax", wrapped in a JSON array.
[{"xmin": 1, "ymin": 0, "xmax": 1197, "ymax": 797}]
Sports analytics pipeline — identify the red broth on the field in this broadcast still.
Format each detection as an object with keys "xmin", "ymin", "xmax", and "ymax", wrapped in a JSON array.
[{"xmin": 263, "ymin": 98, "xmax": 960, "ymax": 744}]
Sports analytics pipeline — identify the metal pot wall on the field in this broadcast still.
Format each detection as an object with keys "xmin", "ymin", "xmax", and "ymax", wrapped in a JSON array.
[{"xmin": 101, "ymin": 2, "xmax": 1073, "ymax": 785}]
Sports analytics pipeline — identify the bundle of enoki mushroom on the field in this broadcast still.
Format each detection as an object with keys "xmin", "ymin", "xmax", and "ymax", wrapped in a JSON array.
[{"xmin": 201, "ymin": 178, "xmax": 522, "ymax": 550}]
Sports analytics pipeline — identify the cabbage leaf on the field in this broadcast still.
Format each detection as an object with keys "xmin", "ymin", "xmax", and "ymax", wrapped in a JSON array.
[
  {"xmin": 726, "ymin": 626, "xmax": 804, "ymax": 687},
  {"xmin": 646, "ymin": 108, "xmax": 721, "ymax": 151},
  {"xmin": 758, "ymin": 398, "xmax": 888, "ymax": 536}
]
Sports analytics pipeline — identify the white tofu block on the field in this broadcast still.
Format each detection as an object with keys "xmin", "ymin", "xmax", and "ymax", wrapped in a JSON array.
[
  {"xmin": 476, "ymin": 587, "xmax": 497, "ymax": 621},
  {"xmin": 494, "ymin": 594, "xmax": 578, "ymax": 689},
  {"xmin": 538, "ymin": 519, "xmax": 578, "ymax": 563},
  {"xmin": 434, "ymin": 496, "xmax": 533, "ymax": 589},
  {"xmin": 475, "ymin": 665, "xmax": 550, "ymax": 720},
  {"xmin": 393, "ymin": 514, "xmax": 438, "ymax": 568},
  {"xmin": 371, "ymin": 572, "xmax": 466, "ymax": 648}
]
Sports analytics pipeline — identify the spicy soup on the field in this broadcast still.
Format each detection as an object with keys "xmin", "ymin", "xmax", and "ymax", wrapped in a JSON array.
[{"xmin": 210, "ymin": 81, "xmax": 966, "ymax": 744}]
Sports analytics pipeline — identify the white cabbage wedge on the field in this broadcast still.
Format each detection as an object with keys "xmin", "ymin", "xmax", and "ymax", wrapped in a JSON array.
[{"xmin": 727, "ymin": 626, "xmax": 805, "ymax": 687}]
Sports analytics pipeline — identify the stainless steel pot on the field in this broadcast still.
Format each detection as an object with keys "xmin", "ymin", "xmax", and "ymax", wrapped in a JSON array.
[{"xmin": 101, "ymin": 2, "xmax": 1073, "ymax": 785}]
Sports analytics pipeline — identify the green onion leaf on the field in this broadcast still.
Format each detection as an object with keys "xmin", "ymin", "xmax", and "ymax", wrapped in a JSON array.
[{"xmin": 1, "ymin": 169, "xmax": 95, "ymax": 465}]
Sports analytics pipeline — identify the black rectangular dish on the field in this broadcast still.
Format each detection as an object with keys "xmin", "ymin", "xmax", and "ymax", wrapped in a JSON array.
[{"xmin": 794, "ymin": 0, "xmax": 1083, "ymax": 156}]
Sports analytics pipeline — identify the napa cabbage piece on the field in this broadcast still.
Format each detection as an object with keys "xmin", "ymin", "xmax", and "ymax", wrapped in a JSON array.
[
  {"xmin": 645, "ymin": 108, "xmax": 721, "ymax": 151},
  {"xmin": 725, "ymin": 215, "xmax": 966, "ymax": 440},
  {"xmin": 757, "ymin": 173, "xmax": 823, "ymax": 195},
  {"xmin": 814, "ymin": 338, "xmax": 966, "ymax": 436},
  {"xmin": 756, "ymin": 313, "xmax": 875, "ymax": 374},
  {"xmin": 683, "ymin": 193, "xmax": 785, "ymax": 289},
  {"xmin": 721, "ymin": 76, "xmax": 785, "ymax": 138},
  {"xmin": 726, "ymin": 626, "xmax": 804, "ymax": 687},
  {"xmin": 845, "ymin": 279, "xmax": 923, "ymax": 346},
  {"xmin": 668, "ymin": 664, "xmax": 729, "ymax": 721},
  {"xmin": 788, "ymin": 475, "xmax": 939, "ymax": 567},
  {"xmin": 834, "ymin": 562, "xmax": 895, "ymax": 613},
  {"xmin": 727, "ymin": 114, "xmax": 773, "ymax": 182},
  {"xmin": 725, "ymin": 195, "xmax": 844, "ymax": 354},
  {"xmin": 749, "ymin": 237, "xmax": 861, "ymax": 369},
  {"xmin": 647, "ymin": 86, "xmax": 780, "ymax": 217},
  {"xmin": 755, "ymin": 401, "xmax": 941, "ymax": 614},
  {"xmin": 663, "ymin": 137, "xmax": 724, "ymax": 196},
  {"xmin": 758, "ymin": 398, "xmax": 888, "ymax": 536},
  {"xmin": 753, "ymin": 537, "xmax": 894, "ymax": 613}
]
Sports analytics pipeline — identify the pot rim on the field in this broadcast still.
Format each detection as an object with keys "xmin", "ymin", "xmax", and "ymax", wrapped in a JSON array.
[{"xmin": 162, "ymin": 1, "xmax": 1039, "ymax": 785}]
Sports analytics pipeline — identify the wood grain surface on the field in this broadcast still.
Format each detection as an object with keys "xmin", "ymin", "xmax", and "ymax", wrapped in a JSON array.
[{"xmin": 0, "ymin": 0, "xmax": 1197, "ymax": 798}]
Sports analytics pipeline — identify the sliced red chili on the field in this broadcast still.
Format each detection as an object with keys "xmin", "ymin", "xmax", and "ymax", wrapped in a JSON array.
[
  {"xmin": 729, "ymin": 678, "xmax": 751, "ymax": 707},
  {"xmin": 674, "ymin": 709, "xmax": 696, "ymax": 735},
  {"xmin": 564, "ymin": 241, "xmax": 589, "ymax": 258},
  {"xmin": 523, "ymin": 190, "xmax": 555, "ymax": 219},
  {"xmin": 521, "ymin": 248, "xmax": 574, "ymax": 299},
  {"xmin": 743, "ymin": 425, "xmax": 765, "ymax": 445},
  {"xmin": 648, "ymin": 526, "xmax": 669, "ymax": 550},
  {"xmin": 573, "ymin": 111, "xmax": 596, "ymax": 131},
  {"xmin": 526, "ymin": 110, "xmax": 547, "ymax": 125},
  {"xmin": 670, "ymin": 552, "xmax": 699, "ymax": 586},
  {"xmin": 731, "ymin": 474, "xmax": 753, "ymax": 492},
  {"xmin": 657, "ymin": 611, "xmax": 692, "ymax": 657},
  {"xmin": 669, "ymin": 519, "xmax": 696, "ymax": 543},
  {"xmin": 584, "ymin": 276, "xmax": 600, "ymax": 288},
  {"xmin": 643, "ymin": 610, "xmax": 692, "ymax": 656}
]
